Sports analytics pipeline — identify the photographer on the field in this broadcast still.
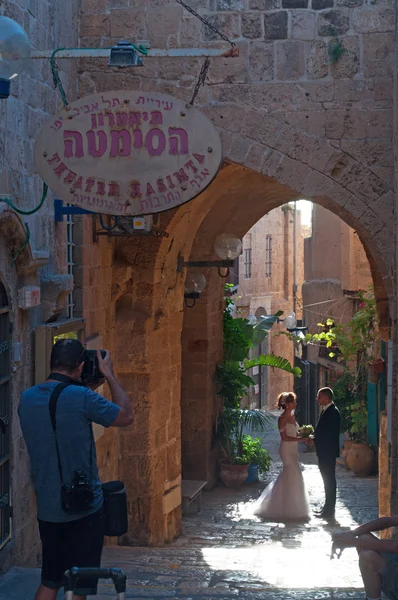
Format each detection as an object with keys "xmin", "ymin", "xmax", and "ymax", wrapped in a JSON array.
[{"xmin": 18, "ymin": 339, "xmax": 133, "ymax": 600}]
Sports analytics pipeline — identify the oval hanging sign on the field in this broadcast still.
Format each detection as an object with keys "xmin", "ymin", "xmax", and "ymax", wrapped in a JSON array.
[{"xmin": 34, "ymin": 90, "xmax": 222, "ymax": 216}]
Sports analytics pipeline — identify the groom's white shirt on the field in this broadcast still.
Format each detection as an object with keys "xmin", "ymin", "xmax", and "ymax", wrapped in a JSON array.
[{"xmin": 320, "ymin": 402, "xmax": 333, "ymax": 415}]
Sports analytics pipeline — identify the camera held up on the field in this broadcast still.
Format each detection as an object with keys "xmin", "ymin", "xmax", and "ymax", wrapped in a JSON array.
[{"xmin": 81, "ymin": 349, "xmax": 106, "ymax": 385}]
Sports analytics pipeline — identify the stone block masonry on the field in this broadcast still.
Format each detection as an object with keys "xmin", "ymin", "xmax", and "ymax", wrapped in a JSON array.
[
  {"xmin": 0, "ymin": 0, "xmax": 394, "ymax": 579},
  {"xmin": 75, "ymin": 0, "xmax": 395, "ymax": 548},
  {"xmin": 0, "ymin": 0, "xmax": 80, "ymax": 574}
]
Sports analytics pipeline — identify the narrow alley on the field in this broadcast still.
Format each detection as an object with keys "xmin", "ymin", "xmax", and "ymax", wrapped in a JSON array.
[{"xmin": 0, "ymin": 414, "xmax": 378, "ymax": 600}]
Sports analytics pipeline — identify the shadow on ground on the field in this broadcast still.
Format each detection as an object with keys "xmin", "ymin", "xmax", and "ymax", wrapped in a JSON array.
[{"xmin": 0, "ymin": 414, "xmax": 379, "ymax": 599}]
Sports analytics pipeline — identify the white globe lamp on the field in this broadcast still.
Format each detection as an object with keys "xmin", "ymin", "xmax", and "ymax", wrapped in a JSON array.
[
  {"xmin": 184, "ymin": 272, "xmax": 206, "ymax": 295},
  {"xmin": 284, "ymin": 311, "xmax": 297, "ymax": 330},
  {"xmin": 0, "ymin": 17, "xmax": 30, "ymax": 99},
  {"xmin": 214, "ymin": 234, "xmax": 242, "ymax": 260},
  {"xmin": 184, "ymin": 272, "xmax": 206, "ymax": 307}
]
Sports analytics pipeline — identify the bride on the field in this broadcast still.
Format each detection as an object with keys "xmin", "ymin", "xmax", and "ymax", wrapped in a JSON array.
[{"xmin": 254, "ymin": 391, "xmax": 311, "ymax": 522}]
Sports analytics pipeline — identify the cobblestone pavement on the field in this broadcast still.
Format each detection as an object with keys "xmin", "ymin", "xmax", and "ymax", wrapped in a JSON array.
[{"xmin": 0, "ymin": 414, "xmax": 379, "ymax": 599}]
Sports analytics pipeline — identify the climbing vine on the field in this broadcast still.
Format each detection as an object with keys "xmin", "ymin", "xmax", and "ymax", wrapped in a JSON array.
[{"xmin": 306, "ymin": 288, "xmax": 378, "ymax": 442}]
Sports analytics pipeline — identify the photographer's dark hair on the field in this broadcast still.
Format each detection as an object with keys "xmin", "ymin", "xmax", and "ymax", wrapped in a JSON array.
[
  {"xmin": 319, "ymin": 387, "xmax": 334, "ymax": 402},
  {"xmin": 277, "ymin": 391, "xmax": 297, "ymax": 410},
  {"xmin": 50, "ymin": 339, "xmax": 85, "ymax": 373}
]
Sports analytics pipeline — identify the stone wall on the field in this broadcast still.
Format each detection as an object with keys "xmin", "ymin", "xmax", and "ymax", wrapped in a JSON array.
[
  {"xmin": 76, "ymin": 0, "xmax": 396, "ymax": 543},
  {"xmin": 79, "ymin": 0, "xmax": 394, "ymax": 312},
  {"xmin": 0, "ymin": 0, "xmax": 395, "ymax": 565},
  {"xmin": 303, "ymin": 202, "xmax": 373, "ymax": 366},
  {"xmin": 0, "ymin": 0, "xmax": 79, "ymax": 571},
  {"xmin": 235, "ymin": 205, "xmax": 305, "ymax": 405}
]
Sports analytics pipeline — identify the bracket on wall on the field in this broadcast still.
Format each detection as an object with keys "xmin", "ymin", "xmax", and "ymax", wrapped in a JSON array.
[
  {"xmin": 177, "ymin": 255, "xmax": 234, "ymax": 273},
  {"xmin": 54, "ymin": 199, "xmax": 94, "ymax": 222},
  {"xmin": 53, "ymin": 199, "xmax": 169, "ymax": 242}
]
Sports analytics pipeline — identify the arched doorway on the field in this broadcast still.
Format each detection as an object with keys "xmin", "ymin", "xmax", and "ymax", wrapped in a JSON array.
[
  {"xmin": 112, "ymin": 159, "xmax": 392, "ymax": 543},
  {"xmin": 178, "ymin": 162, "xmax": 391, "ymax": 496}
]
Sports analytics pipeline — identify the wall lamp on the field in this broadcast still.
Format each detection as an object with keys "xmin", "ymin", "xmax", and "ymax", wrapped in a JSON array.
[
  {"xmin": 0, "ymin": 17, "xmax": 31, "ymax": 98},
  {"xmin": 178, "ymin": 234, "xmax": 242, "ymax": 279},
  {"xmin": 109, "ymin": 40, "xmax": 144, "ymax": 67},
  {"xmin": 179, "ymin": 235, "xmax": 242, "ymax": 308},
  {"xmin": 184, "ymin": 272, "xmax": 206, "ymax": 308},
  {"xmin": 277, "ymin": 311, "xmax": 308, "ymax": 335}
]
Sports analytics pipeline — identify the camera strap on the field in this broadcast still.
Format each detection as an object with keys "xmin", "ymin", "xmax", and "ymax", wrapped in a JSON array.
[
  {"xmin": 49, "ymin": 383, "xmax": 71, "ymax": 487},
  {"xmin": 48, "ymin": 377, "xmax": 94, "ymax": 487}
]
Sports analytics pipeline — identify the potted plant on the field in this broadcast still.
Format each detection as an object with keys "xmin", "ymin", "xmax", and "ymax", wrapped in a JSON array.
[
  {"xmin": 215, "ymin": 286, "xmax": 301, "ymax": 487},
  {"xmin": 241, "ymin": 435, "xmax": 271, "ymax": 483},
  {"xmin": 346, "ymin": 400, "xmax": 375, "ymax": 477},
  {"xmin": 218, "ymin": 409, "xmax": 272, "ymax": 488},
  {"xmin": 371, "ymin": 357, "xmax": 385, "ymax": 374},
  {"xmin": 307, "ymin": 288, "xmax": 380, "ymax": 473}
]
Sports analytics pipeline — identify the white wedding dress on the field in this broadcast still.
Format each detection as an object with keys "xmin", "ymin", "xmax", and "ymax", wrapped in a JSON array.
[{"xmin": 254, "ymin": 422, "xmax": 311, "ymax": 522}]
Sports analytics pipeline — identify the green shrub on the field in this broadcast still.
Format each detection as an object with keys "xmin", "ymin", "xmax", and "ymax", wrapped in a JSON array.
[{"xmin": 241, "ymin": 435, "xmax": 271, "ymax": 474}]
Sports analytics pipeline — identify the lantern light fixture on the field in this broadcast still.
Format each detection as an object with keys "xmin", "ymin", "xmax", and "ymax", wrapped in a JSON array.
[
  {"xmin": 109, "ymin": 40, "xmax": 144, "ymax": 68},
  {"xmin": 184, "ymin": 271, "xmax": 206, "ymax": 308},
  {"xmin": 0, "ymin": 16, "xmax": 30, "ymax": 99},
  {"xmin": 177, "ymin": 234, "xmax": 242, "ymax": 279}
]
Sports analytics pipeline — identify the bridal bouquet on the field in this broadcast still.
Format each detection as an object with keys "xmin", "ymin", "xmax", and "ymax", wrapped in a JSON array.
[{"xmin": 298, "ymin": 424, "xmax": 314, "ymax": 438}]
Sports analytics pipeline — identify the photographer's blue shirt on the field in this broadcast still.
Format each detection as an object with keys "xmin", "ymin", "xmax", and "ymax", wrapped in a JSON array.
[{"xmin": 18, "ymin": 382, "xmax": 120, "ymax": 523}]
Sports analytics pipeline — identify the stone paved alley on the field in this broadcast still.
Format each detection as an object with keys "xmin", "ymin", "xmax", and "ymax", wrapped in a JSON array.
[{"xmin": 0, "ymin": 414, "xmax": 378, "ymax": 599}]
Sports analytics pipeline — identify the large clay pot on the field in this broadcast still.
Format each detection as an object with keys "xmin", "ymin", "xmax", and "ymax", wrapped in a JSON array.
[
  {"xmin": 346, "ymin": 443, "xmax": 374, "ymax": 476},
  {"xmin": 341, "ymin": 440, "xmax": 355, "ymax": 468},
  {"xmin": 219, "ymin": 461, "xmax": 249, "ymax": 488},
  {"xmin": 372, "ymin": 358, "xmax": 385, "ymax": 374}
]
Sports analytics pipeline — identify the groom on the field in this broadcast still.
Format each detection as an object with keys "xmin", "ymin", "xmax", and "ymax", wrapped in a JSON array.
[{"xmin": 313, "ymin": 387, "xmax": 341, "ymax": 518}]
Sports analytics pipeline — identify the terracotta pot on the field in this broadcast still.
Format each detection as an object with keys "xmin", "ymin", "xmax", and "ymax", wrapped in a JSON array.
[
  {"xmin": 341, "ymin": 440, "xmax": 355, "ymax": 468},
  {"xmin": 219, "ymin": 461, "xmax": 249, "ymax": 488},
  {"xmin": 346, "ymin": 443, "xmax": 374, "ymax": 476},
  {"xmin": 372, "ymin": 358, "xmax": 385, "ymax": 374}
]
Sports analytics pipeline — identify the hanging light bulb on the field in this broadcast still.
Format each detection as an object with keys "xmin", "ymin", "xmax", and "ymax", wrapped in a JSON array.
[
  {"xmin": 0, "ymin": 17, "xmax": 30, "ymax": 99},
  {"xmin": 214, "ymin": 234, "xmax": 242, "ymax": 261},
  {"xmin": 284, "ymin": 311, "xmax": 297, "ymax": 330},
  {"xmin": 184, "ymin": 272, "xmax": 206, "ymax": 308}
]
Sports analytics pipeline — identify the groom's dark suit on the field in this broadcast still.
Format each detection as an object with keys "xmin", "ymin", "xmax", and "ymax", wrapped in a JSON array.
[{"xmin": 314, "ymin": 403, "xmax": 341, "ymax": 514}]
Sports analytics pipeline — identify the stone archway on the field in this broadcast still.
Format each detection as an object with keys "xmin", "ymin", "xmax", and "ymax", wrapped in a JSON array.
[
  {"xmin": 175, "ymin": 155, "xmax": 392, "ymax": 505},
  {"xmin": 107, "ymin": 141, "xmax": 393, "ymax": 543},
  {"xmin": 73, "ymin": 0, "xmax": 397, "ymax": 546},
  {"xmin": 109, "ymin": 141, "xmax": 392, "ymax": 544}
]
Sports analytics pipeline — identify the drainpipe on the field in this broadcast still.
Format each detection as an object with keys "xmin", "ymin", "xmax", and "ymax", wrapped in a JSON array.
[
  {"xmin": 387, "ymin": 339, "xmax": 393, "ymax": 444},
  {"xmin": 293, "ymin": 200, "xmax": 297, "ymax": 315}
]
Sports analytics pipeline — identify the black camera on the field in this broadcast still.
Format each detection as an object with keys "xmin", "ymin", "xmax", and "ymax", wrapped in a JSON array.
[
  {"xmin": 81, "ymin": 349, "xmax": 106, "ymax": 385},
  {"xmin": 61, "ymin": 470, "xmax": 94, "ymax": 514}
]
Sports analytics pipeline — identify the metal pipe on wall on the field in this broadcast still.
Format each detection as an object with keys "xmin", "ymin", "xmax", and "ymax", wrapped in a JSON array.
[
  {"xmin": 293, "ymin": 200, "xmax": 297, "ymax": 316},
  {"xmin": 387, "ymin": 338, "xmax": 393, "ymax": 444}
]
